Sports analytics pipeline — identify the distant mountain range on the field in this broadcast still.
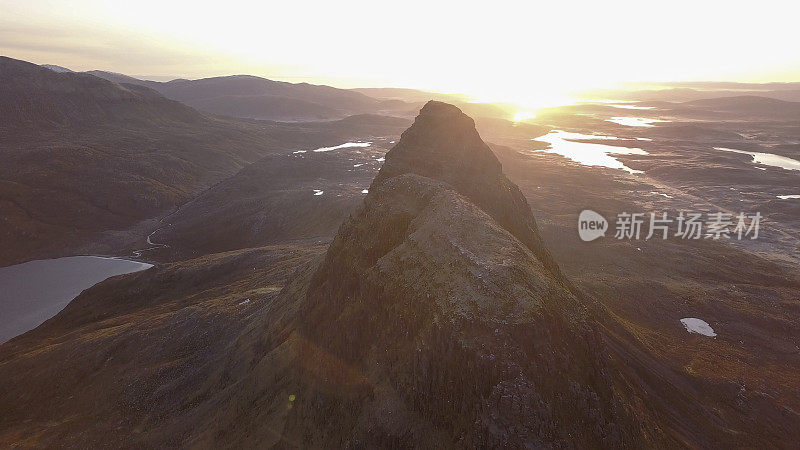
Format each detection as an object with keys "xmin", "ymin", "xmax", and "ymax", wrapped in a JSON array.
[
  {"xmin": 87, "ymin": 70, "xmax": 417, "ymax": 121},
  {"xmin": 587, "ymin": 84, "xmax": 800, "ymax": 103},
  {"xmin": 628, "ymin": 95, "xmax": 800, "ymax": 121},
  {"xmin": 684, "ymin": 95, "xmax": 800, "ymax": 116},
  {"xmin": 5, "ymin": 54, "xmax": 797, "ymax": 267},
  {"xmin": 351, "ymin": 87, "xmax": 471, "ymax": 103},
  {"xmin": 653, "ymin": 80, "xmax": 800, "ymax": 91},
  {"xmin": 36, "ymin": 63, "xmax": 516, "ymax": 121}
]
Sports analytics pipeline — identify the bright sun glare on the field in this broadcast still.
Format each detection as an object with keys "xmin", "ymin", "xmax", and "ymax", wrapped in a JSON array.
[
  {"xmin": 2, "ymin": 0, "xmax": 799, "ymax": 108},
  {"xmin": 513, "ymin": 111, "xmax": 537, "ymax": 122}
]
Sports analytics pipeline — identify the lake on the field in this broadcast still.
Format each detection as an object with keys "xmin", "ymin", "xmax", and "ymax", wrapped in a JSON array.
[
  {"xmin": 0, "ymin": 256, "xmax": 152, "ymax": 344},
  {"xmin": 606, "ymin": 117, "xmax": 669, "ymax": 127},
  {"xmin": 533, "ymin": 130, "xmax": 649, "ymax": 174},
  {"xmin": 714, "ymin": 147, "xmax": 800, "ymax": 171}
]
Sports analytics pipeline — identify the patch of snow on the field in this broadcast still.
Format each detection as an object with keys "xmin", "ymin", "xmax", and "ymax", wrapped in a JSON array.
[
  {"xmin": 361, "ymin": 189, "xmax": 369, "ymax": 194},
  {"xmin": 777, "ymin": 194, "xmax": 800, "ymax": 199},
  {"xmin": 353, "ymin": 163, "xmax": 363, "ymax": 167},
  {"xmin": 680, "ymin": 318, "xmax": 716, "ymax": 337},
  {"xmin": 292, "ymin": 150, "xmax": 307, "ymax": 154},
  {"xmin": 533, "ymin": 130, "xmax": 647, "ymax": 174},
  {"xmin": 377, "ymin": 157, "xmax": 385, "ymax": 162},
  {"xmin": 41, "ymin": 64, "xmax": 72, "ymax": 73},
  {"xmin": 238, "ymin": 299, "xmax": 251, "ymax": 306},
  {"xmin": 313, "ymin": 190, "xmax": 324, "ymax": 196}
]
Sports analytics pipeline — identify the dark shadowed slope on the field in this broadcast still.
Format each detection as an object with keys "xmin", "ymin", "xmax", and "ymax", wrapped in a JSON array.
[
  {"xmin": 0, "ymin": 244, "xmax": 326, "ymax": 448},
  {"xmin": 0, "ymin": 57, "xmax": 204, "ymax": 129},
  {"xmin": 0, "ymin": 56, "xmax": 279, "ymax": 265}
]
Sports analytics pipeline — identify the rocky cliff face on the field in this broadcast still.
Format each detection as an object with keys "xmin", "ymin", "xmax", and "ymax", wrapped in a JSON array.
[
  {"xmin": 370, "ymin": 101, "xmax": 563, "ymax": 279},
  {"xmin": 284, "ymin": 101, "xmax": 648, "ymax": 446}
]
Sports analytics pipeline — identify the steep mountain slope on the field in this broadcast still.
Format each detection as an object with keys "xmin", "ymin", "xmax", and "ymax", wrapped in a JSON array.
[
  {"xmin": 0, "ymin": 244, "xmax": 326, "ymax": 448},
  {"xmin": 273, "ymin": 102, "xmax": 652, "ymax": 446},
  {"xmin": 370, "ymin": 101, "xmax": 562, "ymax": 278},
  {"xmin": 0, "ymin": 101, "xmax": 660, "ymax": 447},
  {"xmin": 89, "ymin": 71, "xmax": 403, "ymax": 121}
]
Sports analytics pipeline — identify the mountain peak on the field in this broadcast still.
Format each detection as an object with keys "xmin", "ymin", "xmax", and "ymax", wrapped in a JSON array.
[
  {"xmin": 286, "ymin": 102, "xmax": 637, "ymax": 446},
  {"xmin": 374, "ymin": 101, "xmax": 500, "ymax": 187},
  {"xmin": 372, "ymin": 101, "xmax": 562, "ymax": 279},
  {"xmin": 419, "ymin": 99, "xmax": 469, "ymax": 116}
]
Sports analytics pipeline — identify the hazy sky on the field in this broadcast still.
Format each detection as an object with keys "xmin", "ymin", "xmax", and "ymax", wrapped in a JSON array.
[{"xmin": 3, "ymin": 0, "xmax": 799, "ymax": 108}]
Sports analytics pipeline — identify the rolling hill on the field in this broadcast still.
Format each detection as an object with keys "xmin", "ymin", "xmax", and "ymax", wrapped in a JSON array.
[{"xmin": 88, "ymin": 71, "xmax": 410, "ymax": 121}]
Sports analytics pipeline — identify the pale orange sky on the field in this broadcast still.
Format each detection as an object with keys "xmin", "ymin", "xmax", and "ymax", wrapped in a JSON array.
[{"xmin": 2, "ymin": 0, "xmax": 799, "ymax": 108}]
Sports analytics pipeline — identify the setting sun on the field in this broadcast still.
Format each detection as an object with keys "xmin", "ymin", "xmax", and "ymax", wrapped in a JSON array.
[
  {"xmin": 3, "ymin": 0, "xmax": 800, "ymax": 104},
  {"xmin": 512, "ymin": 110, "xmax": 537, "ymax": 122}
]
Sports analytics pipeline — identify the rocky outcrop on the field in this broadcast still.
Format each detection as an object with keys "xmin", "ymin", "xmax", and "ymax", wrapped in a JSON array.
[
  {"xmin": 371, "ymin": 101, "xmax": 563, "ymax": 280},
  {"xmin": 285, "ymin": 101, "xmax": 649, "ymax": 446}
]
